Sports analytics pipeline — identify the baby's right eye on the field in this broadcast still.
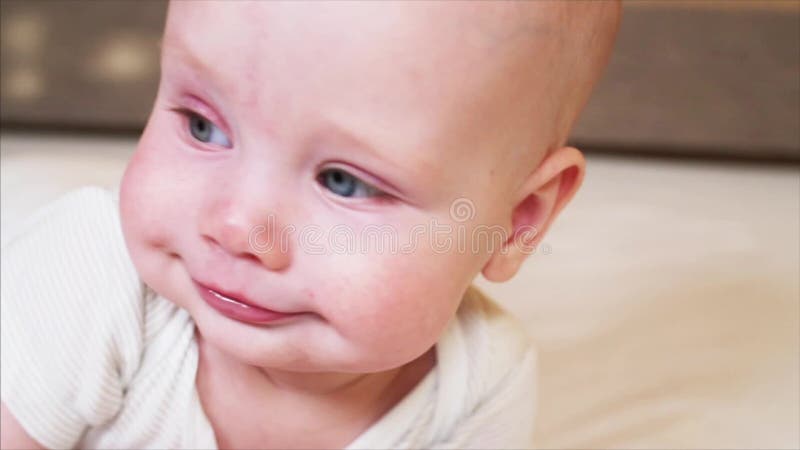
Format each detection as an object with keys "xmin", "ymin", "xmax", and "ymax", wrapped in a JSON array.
[{"xmin": 187, "ymin": 113, "xmax": 232, "ymax": 148}]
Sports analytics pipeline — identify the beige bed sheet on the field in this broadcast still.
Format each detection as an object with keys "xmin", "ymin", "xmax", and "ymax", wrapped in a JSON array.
[{"xmin": 1, "ymin": 132, "xmax": 798, "ymax": 449}]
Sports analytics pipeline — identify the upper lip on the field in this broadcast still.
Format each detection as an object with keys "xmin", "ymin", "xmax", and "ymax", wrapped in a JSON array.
[{"xmin": 194, "ymin": 280, "xmax": 295, "ymax": 314}]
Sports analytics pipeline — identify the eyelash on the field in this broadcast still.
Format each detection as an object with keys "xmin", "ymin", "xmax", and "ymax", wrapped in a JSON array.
[
  {"xmin": 170, "ymin": 107, "xmax": 232, "ymax": 150},
  {"xmin": 316, "ymin": 166, "xmax": 391, "ymax": 200}
]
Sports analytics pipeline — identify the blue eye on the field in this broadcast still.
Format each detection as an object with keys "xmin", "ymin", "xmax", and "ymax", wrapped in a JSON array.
[
  {"xmin": 188, "ymin": 113, "xmax": 231, "ymax": 147},
  {"xmin": 318, "ymin": 168, "xmax": 383, "ymax": 198}
]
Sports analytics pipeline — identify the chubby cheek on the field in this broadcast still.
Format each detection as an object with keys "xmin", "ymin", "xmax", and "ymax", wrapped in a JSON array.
[
  {"xmin": 317, "ymin": 249, "xmax": 469, "ymax": 369},
  {"xmin": 121, "ymin": 150, "xmax": 169, "ymax": 245},
  {"xmin": 120, "ymin": 132, "xmax": 199, "ymax": 303}
]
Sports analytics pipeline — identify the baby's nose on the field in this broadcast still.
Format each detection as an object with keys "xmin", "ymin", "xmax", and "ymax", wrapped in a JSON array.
[{"xmin": 201, "ymin": 198, "xmax": 291, "ymax": 271}]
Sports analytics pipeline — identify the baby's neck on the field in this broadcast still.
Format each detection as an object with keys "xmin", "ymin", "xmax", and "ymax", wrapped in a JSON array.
[{"xmin": 195, "ymin": 331, "xmax": 435, "ymax": 449}]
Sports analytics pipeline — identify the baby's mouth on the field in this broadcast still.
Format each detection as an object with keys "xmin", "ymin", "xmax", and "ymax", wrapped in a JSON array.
[{"xmin": 193, "ymin": 280, "xmax": 302, "ymax": 325}]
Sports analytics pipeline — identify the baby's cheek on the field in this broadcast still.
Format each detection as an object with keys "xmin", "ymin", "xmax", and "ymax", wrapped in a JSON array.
[
  {"xmin": 324, "ymin": 253, "xmax": 461, "ymax": 365},
  {"xmin": 122, "ymin": 133, "xmax": 208, "ymax": 242},
  {"xmin": 121, "ymin": 148, "xmax": 176, "ymax": 246}
]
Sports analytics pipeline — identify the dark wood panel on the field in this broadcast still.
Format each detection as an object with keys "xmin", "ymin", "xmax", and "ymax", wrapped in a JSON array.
[
  {"xmin": 0, "ymin": 0, "xmax": 165, "ymax": 128},
  {"xmin": 571, "ymin": 2, "xmax": 800, "ymax": 159}
]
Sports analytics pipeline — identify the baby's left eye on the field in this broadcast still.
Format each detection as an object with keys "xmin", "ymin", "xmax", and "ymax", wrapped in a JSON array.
[
  {"xmin": 317, "ymin": 168, "xmax": 384, "ymax": 199},
  {"xmin": 187, "ymin": 113, "xmax": 232, "ymax": 148}
]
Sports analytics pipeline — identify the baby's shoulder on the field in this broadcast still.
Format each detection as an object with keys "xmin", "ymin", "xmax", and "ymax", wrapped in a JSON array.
[
  {"xmin": 4, "ymin": 186, "xmax": 123, "ymax": 248},
  {"xmin": 3, "ymin": 186, "xmax": 144, "ymax": 309},
  {"xmin": 2, "ymin": 186, "xmax": 148, "ymax": 381},
  {"xmin": 1, "ymin": 187, "xmax": 155, "ymax": 448}
]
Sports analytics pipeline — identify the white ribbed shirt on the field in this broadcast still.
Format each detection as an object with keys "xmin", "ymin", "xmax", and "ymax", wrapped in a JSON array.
[{"xmin": 1, "ymin": 187, "xmax": 537, "ymax": 449}]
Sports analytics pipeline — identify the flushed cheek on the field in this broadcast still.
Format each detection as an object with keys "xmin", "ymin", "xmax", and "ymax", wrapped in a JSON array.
[
  {"xmin": 318, "ymin": 256, "xmax": 462, "ymax": 366},
  {"xmin": 121, "ymin": 149, "xmax": 180, "ymax": 247},
  {"xmin": 120, "ymin": 150, "xmax": 173, "ymax": 264},
  {"xmin": 121, "ymin": 135, "xmax": 214, "ymax": 245},
  {"xmin": 120, "ymin": 140, "xmax": 205, "ymax": 291}
]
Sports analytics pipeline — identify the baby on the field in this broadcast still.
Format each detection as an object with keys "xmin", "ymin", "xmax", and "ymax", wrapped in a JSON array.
[{"xmin": 1, "ymin": 2, "xmax": 619, "ymax": 449}]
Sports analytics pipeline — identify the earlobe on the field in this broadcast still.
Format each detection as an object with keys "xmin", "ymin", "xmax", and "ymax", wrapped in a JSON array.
[{"xmin": 481, "ymin": 146, "xmax": 585, "ymax": 282}]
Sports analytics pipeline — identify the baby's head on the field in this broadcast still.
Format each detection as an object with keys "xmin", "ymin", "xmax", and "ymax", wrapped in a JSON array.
[{"xmin": 120, "ymin": 2, "xmax": 619, "ymax": 375}]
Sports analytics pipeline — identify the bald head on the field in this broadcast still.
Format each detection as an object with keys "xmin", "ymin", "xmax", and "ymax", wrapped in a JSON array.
[
  {"xmin": 463, "ymin": 1, "xmax": 622, "ymax": 162},
  {"xmin": 529, "ymin": 1, "xmax": 622, "ymax": 149}
]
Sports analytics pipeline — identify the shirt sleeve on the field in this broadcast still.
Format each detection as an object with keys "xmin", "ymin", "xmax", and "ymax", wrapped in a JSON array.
[
  {"xmin": 434, "ymin": 347, "xmax": 538, "ymax": 449},
  {"xmin": 431, "ymin": 287, "xmax": 539, "ymax": 449},
  {"xmin": 1, "ymin": 187, "xmax": 146, "ymax": 449}
]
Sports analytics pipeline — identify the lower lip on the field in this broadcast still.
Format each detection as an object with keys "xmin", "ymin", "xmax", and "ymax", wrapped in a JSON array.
[{"xmin": 194, "ymin": 282, "xmax": 299, "ymax": 325}]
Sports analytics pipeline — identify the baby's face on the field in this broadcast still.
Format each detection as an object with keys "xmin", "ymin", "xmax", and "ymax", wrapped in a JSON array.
[{"xmin": 121, "ymin": 2, "xmax": 543, "ymax": 372}]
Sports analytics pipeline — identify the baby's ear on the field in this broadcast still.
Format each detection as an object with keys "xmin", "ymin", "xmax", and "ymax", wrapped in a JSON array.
[{"xmin": 482, "ymin": 146, "xmax": 585, "ymax": 282}]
